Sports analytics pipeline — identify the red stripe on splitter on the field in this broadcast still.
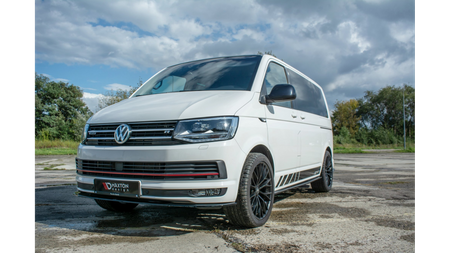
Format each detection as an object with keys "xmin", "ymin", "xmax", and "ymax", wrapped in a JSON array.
[{"xmin": 77, "ymin": 169, "xmax": 219, "ymax": 177}]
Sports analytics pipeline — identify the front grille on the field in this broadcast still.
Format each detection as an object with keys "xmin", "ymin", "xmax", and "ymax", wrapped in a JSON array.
[
  {"xmin": 76, "ymin": 158, "xmax": 226, "ymax": 180},
  {"xmin": 85, "ymin": 121, "xmax": 182, "ymax": 146}
]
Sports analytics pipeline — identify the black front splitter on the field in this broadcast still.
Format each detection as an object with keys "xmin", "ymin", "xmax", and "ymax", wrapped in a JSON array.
[{"xmin": 76, "ymin": 191, "xmax": 236, "ymax": 208}]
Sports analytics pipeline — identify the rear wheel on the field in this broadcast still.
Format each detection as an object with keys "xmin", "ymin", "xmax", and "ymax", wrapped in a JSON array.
[
  {"xmin": 224, "ymin": 153, "xmax": 274, "ymax": 228},
  {"xmin": 95, "ymin": 199, "xmax": 138, "ymax": 212},
  {"xmin": 311, "ymin": 150, "xmax": 333, "ymax": 192}
]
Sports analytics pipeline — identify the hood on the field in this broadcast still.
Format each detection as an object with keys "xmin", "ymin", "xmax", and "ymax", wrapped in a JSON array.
[{"xmin": 89, "ymin": 91, "xmax": 255, "ymax": 123}]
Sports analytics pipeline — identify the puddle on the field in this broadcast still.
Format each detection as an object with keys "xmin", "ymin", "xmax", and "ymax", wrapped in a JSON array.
[
  {"xmin": 81, "ymin": 207, "xmax": 232, "ymax": 235},
  {"xmin": 94, "ymin": 213, "xmax": 175, "ymax": 228}
]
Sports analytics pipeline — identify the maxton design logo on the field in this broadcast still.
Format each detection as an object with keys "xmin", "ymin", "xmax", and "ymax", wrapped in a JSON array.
[{"xmin": 102, "ymin": 182, "xmax": 130, "ymax": 192}]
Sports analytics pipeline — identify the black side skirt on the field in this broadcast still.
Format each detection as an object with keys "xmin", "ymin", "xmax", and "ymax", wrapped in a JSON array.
[{"xmin": 274, "ymin": 176, "xmax": 322, "ymax": 195}]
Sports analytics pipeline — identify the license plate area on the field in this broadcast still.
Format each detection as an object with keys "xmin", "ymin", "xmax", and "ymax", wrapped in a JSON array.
[{"xmin": 94, "ymin": 179, "xmax": 141, "ymax": 198}]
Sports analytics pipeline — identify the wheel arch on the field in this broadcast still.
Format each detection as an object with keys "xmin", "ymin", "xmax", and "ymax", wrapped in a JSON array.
[
  {"xmin": 326, "ymin": 146, "xmax": 334, "ymax": 168},
  {"xmin": 249, "ymin": 144, "xmax": 274, "ymax": 171},
  {"xmin": 318, "ymin": 146, "xmax": 333, "ymax": 175},
  {"xmin": 326, "ymin": 146, "xmax": 332, "ymax": 158}
]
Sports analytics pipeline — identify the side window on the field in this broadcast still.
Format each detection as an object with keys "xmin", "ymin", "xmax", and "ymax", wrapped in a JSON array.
[
  {"xmin": 287, "ymin": 69, "xmax": 328, "ymax": 117},
  {"xmin": 263, "ymin": 62, "xmax": 291, "ymax": 108}
]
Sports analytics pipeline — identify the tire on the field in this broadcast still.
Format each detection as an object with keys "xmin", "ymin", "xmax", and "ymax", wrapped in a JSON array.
[
  {"xmin": 95, "ymin": 199, "xmax": 138, "ymax": 212},
  {"xmin": 311, "ymin": 150, "xmax": 333, "ymax": 192},
  {"xmin": 224, "ymin": 153, "xmax": 274, "ymax": 228}
]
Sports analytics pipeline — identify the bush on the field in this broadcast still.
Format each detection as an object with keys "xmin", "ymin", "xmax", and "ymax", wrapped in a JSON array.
[
  {"xmin": 353, "ymin": 127, "xmax": 403, "ymax": 146},
  {"xmin": 355, "ymin": 128, "xmax": 369, "ymax": 145},
  {"xmin": 335, "ymin": 126, "xmax": 358, "ymax": 144}
]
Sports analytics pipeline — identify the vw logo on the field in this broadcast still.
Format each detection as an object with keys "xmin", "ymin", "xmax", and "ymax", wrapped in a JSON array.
[{"xmin": 114, "ymin": 124, "xmax": 132, "ymax": 144}]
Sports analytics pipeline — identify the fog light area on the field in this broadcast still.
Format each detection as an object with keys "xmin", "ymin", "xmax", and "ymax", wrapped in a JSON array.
[{"xmin": 188, "ymin": 189, "xmax": 221, "ymax": 197}]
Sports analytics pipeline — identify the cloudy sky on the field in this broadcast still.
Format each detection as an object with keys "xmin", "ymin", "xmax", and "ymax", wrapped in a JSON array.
[{"xmin": 35, "ymin": 0, "xmax": 415, "ymax": 112}]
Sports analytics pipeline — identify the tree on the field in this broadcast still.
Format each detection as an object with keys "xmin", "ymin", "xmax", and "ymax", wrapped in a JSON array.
[
  {"xmin": 98, "ymin": 89, "xmax": 136, "ymax": 110},
  {"xmin": 98, "ymin": 78, "xmax": 143, "ymax": 110},
  {"xmin": 331, "ymin": 99, "xmax": 360, "ymax": 136},
  {"xmin": 35, "ymin": 73, "xmax": 92, "ymax": 140},
  {"xmin": 357, "ymin": 85, "xmax": 414, "ymax": 138}
]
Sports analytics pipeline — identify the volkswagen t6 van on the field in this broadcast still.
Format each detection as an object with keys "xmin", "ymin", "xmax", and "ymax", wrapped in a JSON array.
[{"xmin": 76, "ymin": 54, "xmax": 334, "ymax": 227}]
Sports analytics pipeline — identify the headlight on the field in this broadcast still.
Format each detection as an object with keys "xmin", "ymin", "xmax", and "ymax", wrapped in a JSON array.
[
  {"xmin": 81, "ymin": 116, "xmax": 93, "ymax": 144},
  {"xmin": 81, "ymin": 123, "xmax": 89, "ymax": 144},
  {"xmin": 173, "ymin": 117, "xmax": 238, "ymax": 143}
]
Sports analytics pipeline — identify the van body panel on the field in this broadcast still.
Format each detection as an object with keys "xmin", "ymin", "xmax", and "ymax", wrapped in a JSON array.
[
  {"xmin": 264, "ymin": 105, "xmax": 301, "ymax": 172},
  {"xmin": 89, "ymin": 91, "xmax": 254, "ymax": 124},
  {"xmin": 76, "ymin": 55, "xmax": 334, "ymax": 227}
]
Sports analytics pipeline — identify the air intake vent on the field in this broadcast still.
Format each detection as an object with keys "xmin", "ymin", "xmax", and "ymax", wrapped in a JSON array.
[{"xmin": 76, "ymin": 158, "xmax": 226, "ymax": 180}]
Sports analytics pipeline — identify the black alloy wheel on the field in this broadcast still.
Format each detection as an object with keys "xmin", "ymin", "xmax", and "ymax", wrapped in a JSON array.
[
  {"xmin": 311, "ymin": 150, "xmax": 334, "ymax": 192},
  {"xmin": 324, "ymin": 152, "xmax": 333, "ymax": 188},
  {"xmin": 250, "ymin": 162, "xmax": 273, "ymax": 219},
  {"xmin": 224, "ymin": 153, "xmax": 274, "ymax": 228}
]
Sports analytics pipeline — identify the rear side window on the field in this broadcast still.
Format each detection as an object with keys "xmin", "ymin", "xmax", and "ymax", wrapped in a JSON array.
[
  {"xmin": 287, "ymin": 69, "xmax": 328, "ymax": 117},
  {"xmin": 263, "ymin": 62, "xmax": 291, "ymax": 108}
]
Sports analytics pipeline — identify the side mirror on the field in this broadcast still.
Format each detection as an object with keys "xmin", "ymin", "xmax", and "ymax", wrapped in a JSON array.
[{"xmin": 265, "ymin": 84, "xmax": 296, "ymax": 104}]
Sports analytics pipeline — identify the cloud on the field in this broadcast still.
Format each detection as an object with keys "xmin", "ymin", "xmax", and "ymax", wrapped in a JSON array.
[
  {"xmin": 82, "ymin": 92, "xmax": 108, "ymax": 113},
  {"xmin": 40, "ymin": 73, "xmax": 69, "ymax": 83},
  {"xmin": 34, "ymin": 0, "xmax": 279, "ymax": 70},
  {"xmin": 104, "ymin": 83, "xmax": 133, "ymax": 91},
  {"xmin": 36, "ymin": 0, "xmax": 415, "ymax": 110}
]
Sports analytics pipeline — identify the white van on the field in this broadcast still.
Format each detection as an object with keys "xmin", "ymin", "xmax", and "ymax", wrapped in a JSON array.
[{"xmin": 76, "ymin": 54, "xmax": 334, "ymax": 227}]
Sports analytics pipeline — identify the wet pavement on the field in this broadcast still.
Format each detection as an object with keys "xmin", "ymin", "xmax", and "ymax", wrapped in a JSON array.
[{"xmin": 35, "ymin": 153, "xmax": 415, "ymax": 252}]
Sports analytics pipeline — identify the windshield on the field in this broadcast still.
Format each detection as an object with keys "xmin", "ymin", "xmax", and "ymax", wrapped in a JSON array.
[{"xmin": 133, "ymin": 55, "xmax": 261, "ymax": 97}]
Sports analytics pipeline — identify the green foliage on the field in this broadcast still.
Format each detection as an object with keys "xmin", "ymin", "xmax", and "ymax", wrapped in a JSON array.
[
  {"xmin": 335, "ymin": 126, "xmax": 354, "ymax": 144},
  {"xmin": 353, "ymin": 127, "xmax": 399, "ymax": 145},
  {"xmin": 357, "ymin": 84, "xmax": 414, "ymax": 138},
  {"xmin": 35, "ymin": 139, "xmax": 79, "ymax": 155},
  {"xmin": 332, "ymin": 84, "xmax": 414, "ymax": 147},
  {"xmin": 35, "ymin": 73, "xmax": 92, "ymax": 141},
  {"xmin": 332, "ymin": 99, "xmax": 360, "ymax": 137}
]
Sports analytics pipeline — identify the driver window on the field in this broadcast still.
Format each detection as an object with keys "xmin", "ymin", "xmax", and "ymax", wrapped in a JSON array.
[{"xmin": 263, "ymin": 62, "xmax": 291, "ymax": 108}]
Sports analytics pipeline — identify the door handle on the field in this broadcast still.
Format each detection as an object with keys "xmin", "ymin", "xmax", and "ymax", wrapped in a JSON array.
[
  {"xmin": 300, "ymin": 115, "xmax": 305, "ymax": 119},
  {"xmin": 291, "ymin": 113, "xmax": 297, "ymax": 118}
]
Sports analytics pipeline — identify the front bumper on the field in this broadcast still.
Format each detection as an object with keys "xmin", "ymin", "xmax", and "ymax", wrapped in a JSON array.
[{"xmin": 76, "ymin": 139, "xmax": 247, "ymax": 204}]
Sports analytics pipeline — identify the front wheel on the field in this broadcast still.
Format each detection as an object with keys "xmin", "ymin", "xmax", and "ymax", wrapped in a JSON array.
[{"xmin": 224, "ymin": 153, "xmax": 274, "ymax": 228}]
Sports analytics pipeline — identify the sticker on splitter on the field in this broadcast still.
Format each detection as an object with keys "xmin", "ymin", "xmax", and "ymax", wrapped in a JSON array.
[
  {"xmin": 94, "ymin": 179, "xmax": 141, "ymax": 197},
  {"xmin": 102, "ymin": 182, "xmax": 130, "ymax": 192}
]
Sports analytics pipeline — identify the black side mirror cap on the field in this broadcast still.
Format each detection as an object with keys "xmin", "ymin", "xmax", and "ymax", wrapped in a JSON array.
[{"xmin": 265, "ymin": 84, "xmax": 296, "ymax": 104}]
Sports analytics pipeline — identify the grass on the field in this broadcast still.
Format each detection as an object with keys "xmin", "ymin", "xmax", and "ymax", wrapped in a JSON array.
[
  {"xmin": 334, "ymin": 142, "xmax": 415, "ymax": 154},
  {"xmin": 35, "ymin": 139, "xmax": 79, "ymax": 155},
  {"xmin": 333, "ymin": 146, "xmax": 366, "ymax": 154},
  {"xmin": 43, "ymin": 164, "xmax": 66, "ymax": 170},
  {"xmin": 35, "ymin": 138, "xmax": 414, "ymax": 156}
]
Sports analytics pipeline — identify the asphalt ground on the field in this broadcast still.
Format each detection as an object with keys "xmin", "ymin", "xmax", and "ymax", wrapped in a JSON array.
[{"xmin": 35, "ymin": 153, "xmax": 415, "ymax": 252}]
